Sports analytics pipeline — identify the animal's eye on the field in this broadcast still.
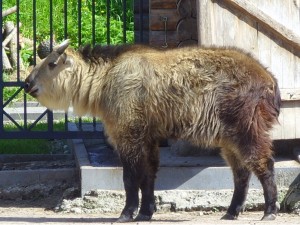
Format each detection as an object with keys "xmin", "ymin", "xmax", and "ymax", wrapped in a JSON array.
[{"xmin": 48, "ymin": 62, "xmax": 57, "ymax": 69}]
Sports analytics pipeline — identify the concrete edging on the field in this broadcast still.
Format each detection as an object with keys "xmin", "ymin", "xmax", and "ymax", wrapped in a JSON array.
[{"xmin": 70, "ymin": 123, "xmax": 300, "ymax": 213}]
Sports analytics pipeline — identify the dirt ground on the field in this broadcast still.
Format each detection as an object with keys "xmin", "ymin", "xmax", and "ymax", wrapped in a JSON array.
[{"xmin": 0, "ymin": 190, "xmax": 299, "ymax": 225}]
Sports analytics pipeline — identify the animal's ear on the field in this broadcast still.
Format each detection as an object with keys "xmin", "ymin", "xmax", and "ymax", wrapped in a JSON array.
[
  {"xmin": 54, "ymin": 39, "xmax": 70, "ymax": 55},
  {"xmin": 60, "ymin": 53, "xmax": 73, "ymax": 68}
]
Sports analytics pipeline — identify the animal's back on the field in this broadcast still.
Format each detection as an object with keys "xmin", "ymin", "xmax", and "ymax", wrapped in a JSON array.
[
  {"xmin": 103, "ymin": 46, "xmax": 279, "ymax": 147},
  {"xmin": 138, "ymin": 47, "xmax": 278, "ymax": 144}
]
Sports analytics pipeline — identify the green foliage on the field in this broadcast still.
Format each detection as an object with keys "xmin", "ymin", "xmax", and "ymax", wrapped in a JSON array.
[
  {"xmin": 3, "ymin": 0, "xmax": 134, "ymax": 46},
  {"xmin": 0, "ymin": 121, "xmax": 66, "ymax": 154}
]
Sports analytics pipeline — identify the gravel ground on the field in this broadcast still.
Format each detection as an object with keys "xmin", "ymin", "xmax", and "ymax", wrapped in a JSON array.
[
  {"xmin": 0, "ymin": 207, "xmax": 299, "ymax": 225},
  {"xmin": 0, "ymin": 190, "xmax": 299, "ymax": 225}
]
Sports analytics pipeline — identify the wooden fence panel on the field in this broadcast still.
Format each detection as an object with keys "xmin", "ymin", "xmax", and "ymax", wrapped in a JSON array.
[{"xmin": 198, "ymin": 0, "xmax": 300, "ymax": 139}]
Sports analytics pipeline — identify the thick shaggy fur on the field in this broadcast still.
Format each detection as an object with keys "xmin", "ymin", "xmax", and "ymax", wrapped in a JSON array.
[{"xmin": 25, "ymin": 41, "xmax": 281, "ymax": 222}]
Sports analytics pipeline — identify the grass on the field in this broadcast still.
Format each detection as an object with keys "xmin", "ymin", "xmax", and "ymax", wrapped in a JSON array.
[
  {"xmin": 0, "ymin": 121, "xmax": 68, "ymax": 154},
  {"xmin": 3, "ymin": 0, "xmax": 134, "ymax": 45}
]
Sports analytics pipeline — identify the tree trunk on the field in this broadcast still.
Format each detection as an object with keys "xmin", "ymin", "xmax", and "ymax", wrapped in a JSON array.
[
  {"xmin": 2, "ymin": 47, "xmax": 12, "ymax": 70},
  {"xmin": 4, "ymin": 21, "xmax": 24, "ymax": 70}
]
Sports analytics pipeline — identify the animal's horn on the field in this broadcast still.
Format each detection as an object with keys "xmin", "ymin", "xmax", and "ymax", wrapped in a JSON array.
[
  {"xmin": 37, "ymin": 39, "xmax": 57, "ymax": 59},
  {"xmin": 54, "ymin": 39, "xmax": 70, "ymax": 55}
]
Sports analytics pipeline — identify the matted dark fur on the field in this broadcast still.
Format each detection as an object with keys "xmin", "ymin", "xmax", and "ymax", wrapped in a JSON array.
[{"xmin": 24, "ymin": 40, "xmax": 281, "ymax": 222}]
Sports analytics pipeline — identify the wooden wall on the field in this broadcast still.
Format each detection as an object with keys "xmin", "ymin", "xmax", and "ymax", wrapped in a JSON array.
[
  {"xmin": 149, "ymin": 0, "xmax": 198, "ymax": 48},
  {"xmin": 198, "ymin": 0, "xmax": 300, "ymax": 139}
]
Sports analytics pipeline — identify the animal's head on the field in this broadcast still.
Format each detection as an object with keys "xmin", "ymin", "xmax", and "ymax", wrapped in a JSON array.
[{"xmin": 24, "ymin": 39, "xmax": 74, "ymax": 110}]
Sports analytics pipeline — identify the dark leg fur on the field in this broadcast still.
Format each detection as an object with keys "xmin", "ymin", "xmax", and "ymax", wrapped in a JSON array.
[
  {"xmin": 221, "ymin": 152, "xmax": 251, "ymax": 220},
  {"xmin": 253, "ymin": 157, "xmax": 279, "ymax": 220},
  {"xmin": 135, "ymin": 145, "xmax": 159, "ymax": 221},
  {"xmin": 239, "ymin": 144, "xmax": 278, "ymax": 220},
  {"xmin": 117, "ymin": 141, "xmax": 159, "ymax": 223},
  {"xmin": 117, "ymin": 158, "xmax": 141, "ymax": 222}
]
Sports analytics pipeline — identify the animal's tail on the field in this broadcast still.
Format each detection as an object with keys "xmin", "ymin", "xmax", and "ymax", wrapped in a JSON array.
[
  {"xmin": 266, "ymin": 78, "xmax": 281, "ymax": 120},
  {"xmin": 254, "ymin": 78, "xmax": 281, "ymax": 133}
]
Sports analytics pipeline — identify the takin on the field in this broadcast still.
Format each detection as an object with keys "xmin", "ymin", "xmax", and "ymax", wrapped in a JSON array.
[{"xmin": 24, "ymin": 40, "xmax": 281, "ymax": 222}]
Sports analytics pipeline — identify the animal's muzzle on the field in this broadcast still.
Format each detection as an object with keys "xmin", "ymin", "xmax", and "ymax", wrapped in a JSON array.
[
  {"xmin": 24, "ymin": 81, "xmax": 38, "ymax": 97},
  {"xmin": 24, "ymin": 82, "xmax": 30, "ymax": 93}
]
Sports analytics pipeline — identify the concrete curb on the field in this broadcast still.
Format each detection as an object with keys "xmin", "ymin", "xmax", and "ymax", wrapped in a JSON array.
[{"xmin": 70, "ymin": 123, "xmax": 300, "ymax": 213}]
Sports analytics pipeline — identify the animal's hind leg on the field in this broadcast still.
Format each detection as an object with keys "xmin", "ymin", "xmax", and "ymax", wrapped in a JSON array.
[
  {"xmin": 221, "ymin": 150, "xmax": 251, "ymax": 220},
  {"xmin": 250, "ymin": 155, "xmax": 278, "ymax": 220},
  {"xmin": 135, "ymin": 143, "xmax": 160, "ymax": 221},
  {"xmin": 239, "ymin": 138, "xmax": 278, "ymax": 220}
]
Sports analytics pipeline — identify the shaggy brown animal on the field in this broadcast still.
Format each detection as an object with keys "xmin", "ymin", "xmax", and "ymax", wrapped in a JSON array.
[{"xmin": 24, "ymin": 40, "xmax": 281, "ymax": 222}]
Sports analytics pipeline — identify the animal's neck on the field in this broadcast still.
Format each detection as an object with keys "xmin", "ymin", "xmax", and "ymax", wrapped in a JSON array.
[{"xmin": 69, "ymin": 59, "xmax": 111, "ymax": 117}]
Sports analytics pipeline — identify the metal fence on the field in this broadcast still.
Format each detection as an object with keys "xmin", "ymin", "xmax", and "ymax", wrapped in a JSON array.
[{"xmin": 0, "ymin": 0, "xmax": 146, "ymax": 139}]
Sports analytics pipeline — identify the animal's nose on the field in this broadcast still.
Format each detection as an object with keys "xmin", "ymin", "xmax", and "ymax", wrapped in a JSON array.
[{"xmin": 24, "ymin": 82, "xmax": 31, "ymax": 93}]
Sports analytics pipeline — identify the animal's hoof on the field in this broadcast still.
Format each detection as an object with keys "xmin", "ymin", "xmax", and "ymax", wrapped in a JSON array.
[
  {"xmin": 221, "ymin": 213, "xmax": 237, "ymax": 220},
  {"xmin": 116, "ymin": 214, "xmax": 134, "ymax": 223},
  {"xmin": 261, "ymin": 214, "xmax": 276, "ymax": 221},
  {"xmin": 135, "ymin": 213, "xmax": 152, "ymax": 221}
]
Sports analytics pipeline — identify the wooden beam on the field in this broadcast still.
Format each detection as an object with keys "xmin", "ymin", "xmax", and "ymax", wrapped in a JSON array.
[
  {"xmin": 220, "ymin": 0, "xmax": 300, "ymax": 51},
  {"xmin": 280, "ymin": 89, "xmax": 300, "ymax": 101}
]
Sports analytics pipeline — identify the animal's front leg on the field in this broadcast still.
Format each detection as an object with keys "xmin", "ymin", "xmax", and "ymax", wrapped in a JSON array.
[
  {"xmin": 222, "ymin": 167, "xmax": 251, "ymax": 220},
  {"xmin": 135, "ymin": 144, "xmax": 159, "ymax": 221},
  {"xmin": 117, "ymin": 156, "xmax": 141, "ymax": 223}
]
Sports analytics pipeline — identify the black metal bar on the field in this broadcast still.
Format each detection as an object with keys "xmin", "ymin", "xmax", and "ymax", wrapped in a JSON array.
[
  {"xmin": 23, "ymin": 91, "xmax": 28, "ymax": 131},
  {"xmin": 0, "ymin": 130, "xmax": 103, "ymax": 139},
  {"xmin": 33, "ymin": 0, "xmax": 37, "ymax": 65},
  {"xmin": 27, "ymin": 109, "xmax": 48, "ymax": 131},
  {"xmin": 16, "ymin": 0, "xmax": 20, "ymax": 81},
  {"xmin": 0, "ymin": 0, "xmax": 3, "ymax": 134},
  {"xmin": 0, "ymin": 0, "xmax": 138, "ymax": 141},
  {"xmin": 123, "ymin": 0, "xmax": 127, "ymax": 43},
  {"xmin": 92, "ymin": 0, "xmax": 96, "ymax": 45},
  {"xmin": 139, "ymin": 0, "xmax": 144, "ymax": 43},
  {"xmin": 3, "ymin": 111, "xmax": 23, "ymax": 131},
  {"xmin": 50, "ymin": 0, "xmax": 54, "ymax": 51},
  {"xmin": 65, "ymin": 113, "xmax": 68, "ymax": 131},
  {"xmin": 0, "ymin": 81, "xmax": 24, "ymax": 87},
  {"xmin": 47, "ymin": 0, "xmax": 54, "ymax": 133},
  {"xmin": 64, "ymin": 0, "xmax": 68, "ymax": 39},
  {"xmin": 3, "ymin": 87, "xmax": 23, "ymax": 108},
  {"xmin": 78, "ymin": 0, "xmax": 82, "ymax": 46},
  {"xmin": 106, "ymin": 0, "xmax": 111, "ymax": 44}
]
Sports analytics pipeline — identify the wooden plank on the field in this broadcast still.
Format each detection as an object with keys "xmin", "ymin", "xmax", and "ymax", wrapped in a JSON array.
[
  {"xmin": 255, "ymin": 1, "xmax": 272, "ymax": 72},
  {"xmin": 150, "ymin": 9, "xmax": 180, "ymax": 31},
  {"xmin": 149, "ymin": 31, "xmax": 178, "ymax": 48},
  {"xmin": 198, "ymin": 0, "xmax": 213, "ymax": 45},
  {"xmin": 282, "ymin": 101, "xmax": 296, "ymax": 139},
  {"xmin": 212, "ymin": 1, "xmax": 224, "ymax": 46},
  {"xmin": 219, "ymin": 0, "xmax": 300, "ymax": 52},
  {"xmin": 295, "ymin": 53, "xmax": 300, "ymax": 88},
  {"xmin": 271, "ymin": 118, "xmax": 282, "ymax": 140},
  {"xmin": 151, "ymin": 0, "xmax": 177, "ymax": 9},
  {"xmin": 177, "ymin": 0, "xmax": 197, "ymax": 18},
  {"xmin": 281, "ymin": 47, "xmax": 295, "ymax": 89},
  {"xmin": 221, "ymin": 2, "xmax": 238, "ymax": 46},
  {"xmin": 296, "ymin": 102, "xmax": 300, "ymax": 138},
  {"xmin": 177, "ymin": 17, "xmax": 197, "ymax": 41},
  {"xmin": 178, "ymin": 39, "xmax": 198, "ymax": 47},
  {"xmin": 280, "ymin": 89, "xmax": 300, "ymax": 101}
]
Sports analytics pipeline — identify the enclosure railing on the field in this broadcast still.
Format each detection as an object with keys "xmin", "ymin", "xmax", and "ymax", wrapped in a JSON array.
[{"xmin": 0, "ymin": 0, "xmax": 146, "ymax": 139}]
